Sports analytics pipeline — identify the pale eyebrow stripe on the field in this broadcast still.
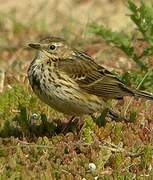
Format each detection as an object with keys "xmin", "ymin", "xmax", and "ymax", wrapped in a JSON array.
[
  {"xmin": 53, "ymin": 42, "xmax": 63, "ymax": 47},
  {"xmin": 42, "ymin": 43, "xmax": 63, "ymax": 48}
]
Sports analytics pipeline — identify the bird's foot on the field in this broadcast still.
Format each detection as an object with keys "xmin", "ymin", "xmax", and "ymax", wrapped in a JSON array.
[
  {"xmin": 91, "ymin": 109, "xmax": 129, "ymax": 127},
  {"xmin": 108, "ymin": 110, "xmax": 129, "ymax": 122}
]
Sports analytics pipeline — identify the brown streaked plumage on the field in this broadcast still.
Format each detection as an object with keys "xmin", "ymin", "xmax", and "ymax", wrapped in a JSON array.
[{"xmin": 28, "ymin": 36, "xmax": 153, "ymax": 118}]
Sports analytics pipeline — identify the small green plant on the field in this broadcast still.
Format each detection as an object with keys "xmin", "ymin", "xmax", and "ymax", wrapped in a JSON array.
[
  {"xmin": 82, "ymin": 117, "xmax": 95, "ymax": 144},
  {"xmin": 0, "ymin": 84, "xmax": 59, "ymax": 138},
  {"xmin": 90, "ymin": 1, "xmax": 153, "ymax": 71},
  {"xmin": 140, "ymin": 145, "xmax": 152, "ymax": 171}
]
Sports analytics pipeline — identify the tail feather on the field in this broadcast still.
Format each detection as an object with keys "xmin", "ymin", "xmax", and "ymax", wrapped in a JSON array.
[{"xmin": 133, "ymin": 89, "xmax": 153, "ymax": 101}]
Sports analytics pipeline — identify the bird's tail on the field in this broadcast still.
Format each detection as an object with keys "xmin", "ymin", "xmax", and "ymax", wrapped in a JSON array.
[{"xmin": 133, "ymin": 89, "xmax": 153, "ymax": 101}]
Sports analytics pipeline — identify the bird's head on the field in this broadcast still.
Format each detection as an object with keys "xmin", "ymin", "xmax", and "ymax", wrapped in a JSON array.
[{"xmin": 29, "ymin": 37, "xmax": 74, "ymax": 61}]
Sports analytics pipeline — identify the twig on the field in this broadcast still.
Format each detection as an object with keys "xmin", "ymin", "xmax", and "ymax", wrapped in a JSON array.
[
  {"xmin": 0, "ymin": 45, "xmax": 32, "ymax": 52},
  {"xmin": 0, "ymin": 69, "xmax": 5, "ymax": 93},
  {"xmin": 103, "ymin": 141, "xmax": 144, "ymax": 157},
  {"xmin": 123, "ymin": 70, "xmax": 150, "ymax": 116},
  {"xmin": 1, "ymin": 144, "xmax": 54, "ymax": 150}
]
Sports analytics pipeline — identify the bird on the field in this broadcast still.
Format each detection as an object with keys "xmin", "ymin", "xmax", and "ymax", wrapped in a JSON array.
[{"xmin": 28, "ymin": 36, "xmax": 153, "ymax": 123}]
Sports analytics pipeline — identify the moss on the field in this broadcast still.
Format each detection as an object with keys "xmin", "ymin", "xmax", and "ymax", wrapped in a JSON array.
[
  {"xmin": 110, "ymin": 122, "xmax": 123, "ymax": 144},
  {"xmin": 139, "ymin": 145, "xmax": 152, "ymax": 172}
]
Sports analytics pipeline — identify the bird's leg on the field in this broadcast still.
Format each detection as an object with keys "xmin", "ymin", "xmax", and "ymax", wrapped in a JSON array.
[
  {"xmin": 108, "ymin": 109, "xmax": 129, "ymax": 122},
  {"xmin": 75, "ymin": 117, "xmax": 84, "ymax": 135},
  {"xmin": 61, "ymin": 116, "xmax": 85, "ymax": 134},
  {"xmin": 61, "ymin": 115, "xmax": 76, "ymax": 133},
  {"xmin": 91, "ymin": 108, "xmax": 129, "ymax": 127},
  {"xmin": 91, "ymin": 108, "xmax": 109, "ymax": 127}
]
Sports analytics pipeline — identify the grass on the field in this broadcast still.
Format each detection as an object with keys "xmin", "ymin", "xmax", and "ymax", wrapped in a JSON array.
[{"xmin": 0, "ymin": 1, "xmax": 153, "ymax": 179}]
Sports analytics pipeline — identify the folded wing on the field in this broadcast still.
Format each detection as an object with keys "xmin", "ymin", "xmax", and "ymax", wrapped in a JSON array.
[{"xmin": 56, "ymin": 50, "xmax": 134, "ymax": 100}]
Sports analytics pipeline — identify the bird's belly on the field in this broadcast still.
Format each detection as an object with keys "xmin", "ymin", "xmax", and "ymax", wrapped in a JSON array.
[{"xmin": 33, "ymin": 81, "xmax": 104, "ymax": 115}]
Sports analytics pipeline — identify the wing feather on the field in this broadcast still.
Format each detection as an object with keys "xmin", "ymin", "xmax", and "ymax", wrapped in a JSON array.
[{"xmin": 56, "ymin": 51, "xmax": 134, "ymax": 99}]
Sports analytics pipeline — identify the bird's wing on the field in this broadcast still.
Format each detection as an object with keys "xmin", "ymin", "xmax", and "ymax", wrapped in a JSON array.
[{"xmin": 57, "ymin": 50, "xmax": 133, "ymax": 99}]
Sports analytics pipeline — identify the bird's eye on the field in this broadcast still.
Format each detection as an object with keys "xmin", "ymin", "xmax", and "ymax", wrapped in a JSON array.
[{"xmin": 49, "ymin": 45, "xmax": 56, "ymax": 50}]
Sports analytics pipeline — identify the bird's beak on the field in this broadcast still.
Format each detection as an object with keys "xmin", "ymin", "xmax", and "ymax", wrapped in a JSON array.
[{"xmin": 28, "ymin": 43, "xmax": 41, "ymax": 50}]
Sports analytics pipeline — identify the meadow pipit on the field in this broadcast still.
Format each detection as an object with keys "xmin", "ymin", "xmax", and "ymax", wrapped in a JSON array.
[{"xmin": 28, "ymin": 37, "xmax": 153, "ymax": 120}]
